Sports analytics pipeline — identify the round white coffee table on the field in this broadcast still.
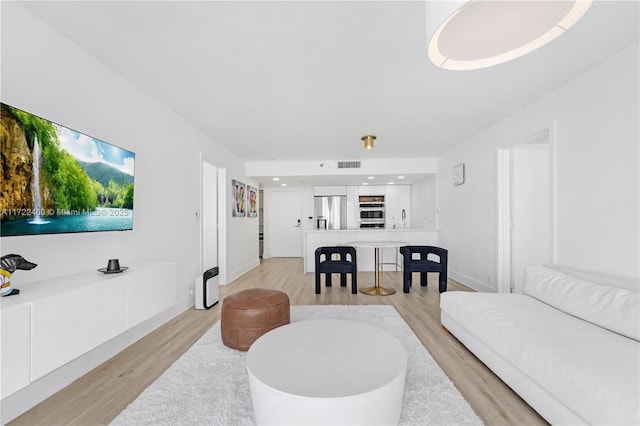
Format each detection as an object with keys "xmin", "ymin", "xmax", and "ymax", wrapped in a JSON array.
[{"xmin": 246, "ymin": 319, "xmax": 407, "ymax": 425}]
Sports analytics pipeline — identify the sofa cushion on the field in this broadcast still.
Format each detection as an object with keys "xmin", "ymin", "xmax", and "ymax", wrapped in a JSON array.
[
  {"xmin": 544, "ymin": 264, "xmax": 639, "ymax": 292},
  {"xmin": 440, "ymin": 291, "xmax": 640, "ymax": 425},
  {"xmin": 523, "ymin": 265, "xmax": 640, "ymax": 341}
]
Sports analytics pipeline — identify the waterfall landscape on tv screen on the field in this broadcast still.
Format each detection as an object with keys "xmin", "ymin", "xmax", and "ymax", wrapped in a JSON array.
[{"xmin": 1, "ymin": 103, "xmax": 135, "ymax": 236}]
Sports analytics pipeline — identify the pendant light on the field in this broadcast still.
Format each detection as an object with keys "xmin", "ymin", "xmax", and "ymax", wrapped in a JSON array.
[
  {"xmin": 426, "ymin": 1, "xmax": 592, "ymax": 70},
  {"xmin": 362, "ymin": 135, "xmax": 376, "ymax": 150}
]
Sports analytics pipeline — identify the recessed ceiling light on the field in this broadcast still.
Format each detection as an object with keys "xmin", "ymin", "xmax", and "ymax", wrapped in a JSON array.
[
  {"xmin": 368, "ymin": 176, "xmax": 375, "ymax": 180},
  {"xmin": 272, "ymin": 177, "xmax": 280, "ymax": 181},
  {"xmin": 388, "ymin": 182, "xmax": 394, "ymax": 185},
  {"xmin": 426, "ymin": 1, "xmax": 592, "ymax": 70},
  {"xmin": 398, "ymin": 176, "xmax": 405, "ymax": 179},
  {"xmin": 362, "ymin": 182, "xmax": 369, "ymax": 185},
  {"xmin": 281, "ymin": 183, "xmax": 287, "ymax": 187}
]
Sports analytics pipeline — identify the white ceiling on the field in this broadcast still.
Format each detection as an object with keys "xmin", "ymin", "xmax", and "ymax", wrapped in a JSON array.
[{"xmin": 18, "ymin": 1, "xmax": 640, "ymax": 186}]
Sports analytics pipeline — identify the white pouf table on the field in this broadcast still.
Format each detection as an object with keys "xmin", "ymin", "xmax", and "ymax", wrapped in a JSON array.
[{"xmin": 246, "ymin": 319, "xmax": 408, "ymax": 425}]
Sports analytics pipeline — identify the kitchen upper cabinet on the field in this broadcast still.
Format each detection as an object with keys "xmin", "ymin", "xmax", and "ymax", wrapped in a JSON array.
[
  {"xmin": 385, "ymin": 185, "xmax": 411, "ymax": 229},
  {"xmin": 358, "ymin": 185, "xmax": 386, "ymax": 196}
]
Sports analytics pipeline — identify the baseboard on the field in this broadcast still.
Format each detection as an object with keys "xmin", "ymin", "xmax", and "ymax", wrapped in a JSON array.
[
  {"xmin": 224, "ymin": 258, "xmax": 260, "ymax": 285},
  {"xmin": 0, "ymin": 298, "xmax": 193, "ymax": 424},
  {"xmin": 449, "ymin": 269, "xmax": 496, "ymax": 293}
]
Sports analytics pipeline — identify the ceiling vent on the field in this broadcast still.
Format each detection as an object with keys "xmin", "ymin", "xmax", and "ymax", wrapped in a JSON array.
[{"xmin": 337, "ymin": 161, "xmax": 361, "ymax": 169}]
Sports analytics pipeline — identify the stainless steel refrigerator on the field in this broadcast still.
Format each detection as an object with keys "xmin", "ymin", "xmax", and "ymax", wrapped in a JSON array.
[{"xmin": 314, "ymin": 196, "xmax": 347, "ymax": 229}]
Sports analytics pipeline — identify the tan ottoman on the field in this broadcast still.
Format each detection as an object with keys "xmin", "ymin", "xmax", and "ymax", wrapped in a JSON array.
[{"xmin": 221, "ymin": 288, "xmax": 290, "ymax": 351}]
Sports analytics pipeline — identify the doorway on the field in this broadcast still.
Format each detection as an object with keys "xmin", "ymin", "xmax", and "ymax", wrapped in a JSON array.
[
  {"xmin": 497, "ymin": 128, "xmax": 555, "ymax": 293},
  {"xmin": 259, "ymin": 189, "xmax": 264, "ymax": 258},
  {"xmin": 270, "ymin": 190, "xmax": 302, "ymax": 257},
  {"xmin": 200, "ymin": 160, "xmax": 227, "ymax": 285},
  {"xmin": 201, "ymin": 160, "xmax": 218, "ymax": 273}
]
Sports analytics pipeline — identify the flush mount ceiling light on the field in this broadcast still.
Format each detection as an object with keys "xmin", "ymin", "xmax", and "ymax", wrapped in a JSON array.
[
  {"xmin": 362, "ymin": 135, "xmax": 376, "ymax": 150},
  {"xmin": 426, "ymin": 0, "xmax": 592, "ymax": 70}
]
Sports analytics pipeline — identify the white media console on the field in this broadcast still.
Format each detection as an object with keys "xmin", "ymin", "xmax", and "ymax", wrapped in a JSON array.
[{"xmin": 0, "ymin": 262, "xmax": 180, "ymax": 423}]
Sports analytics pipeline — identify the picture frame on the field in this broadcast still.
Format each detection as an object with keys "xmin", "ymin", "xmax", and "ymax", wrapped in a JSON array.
[
  {"xmin": 453, "ymin": 163, "xmax": 465, "ymax": 186},
  {"xmin": 247, "ymin": 186, "xmax": 258, "ymax": 217},
  {"xmin": 232, "ymin": 179, "xmax": 246, "ymax": 217}
]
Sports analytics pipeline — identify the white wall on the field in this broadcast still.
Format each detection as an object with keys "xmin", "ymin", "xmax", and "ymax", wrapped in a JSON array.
[
  {"xmin": 224, "ymin": 174, "xmax": 261, "ymax": 282},
  {"xmin": 410, "ymin": 175, "xmax": 438, "ymax": 229},
  {"xmin": 438, "ymin": 43, "xmax": 640, "ymax": 291},
  {"xmin": 1, "ymin": 3, "xmax": 258, "ymax": 297}
]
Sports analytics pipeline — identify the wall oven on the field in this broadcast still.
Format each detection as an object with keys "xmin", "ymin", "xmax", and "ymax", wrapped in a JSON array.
[{"xmin": 359, "ymin": 196, "xmax": 385, "ymax": 228}]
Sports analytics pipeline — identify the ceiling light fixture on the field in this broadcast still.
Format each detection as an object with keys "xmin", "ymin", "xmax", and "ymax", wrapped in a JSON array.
[
  {"xmin": 362, "ymin": 135, "xmax": 376, "ymax": 150},
  {"xmin": 426, "ymin": 0, "xmax": 592, "ymax": 70}
]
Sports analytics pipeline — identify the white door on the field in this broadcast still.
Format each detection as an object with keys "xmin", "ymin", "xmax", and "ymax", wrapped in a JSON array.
[
  {"xmin": 202, "ymin": 161, "xmax": 218, "ymax": 270},
  {"xmin": 270, "ymin": 191, "xmax": 302, "ymax": 257},
  {"xmin": 200, "ymin": 160, "xmax": 219, "ymax": 307}
]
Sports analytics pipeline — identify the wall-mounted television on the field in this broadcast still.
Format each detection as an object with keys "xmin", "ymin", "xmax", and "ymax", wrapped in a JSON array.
[{"xmin": 1, "ymin": 103, "xmax": 135, "ymax": 237}]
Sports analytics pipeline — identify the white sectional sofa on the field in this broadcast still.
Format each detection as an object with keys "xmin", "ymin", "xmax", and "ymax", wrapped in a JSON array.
[{"xmin": 440, "ymin": 265, "xmax": 639, "ymax": 425}]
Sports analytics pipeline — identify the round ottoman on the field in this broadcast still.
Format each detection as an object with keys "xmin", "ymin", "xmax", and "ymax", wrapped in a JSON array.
[
  {"xmin": 247, "ymin": 319, "xmax": 407, "ymax": 425},
  {"xmin": 221, "ymin": 288, "xmax": 290, "ymax": 351}
]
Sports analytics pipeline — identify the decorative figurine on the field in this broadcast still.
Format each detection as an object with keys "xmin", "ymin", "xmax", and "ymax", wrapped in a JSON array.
[{"xmin": 0, "ymin": 254, "xmax": 37, "ymax": 296}]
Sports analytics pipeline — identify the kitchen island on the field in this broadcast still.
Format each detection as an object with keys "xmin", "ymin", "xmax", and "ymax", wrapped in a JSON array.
[{"xmin": 304, "ymin": 228, "xmax": 438, "ymax": 273}]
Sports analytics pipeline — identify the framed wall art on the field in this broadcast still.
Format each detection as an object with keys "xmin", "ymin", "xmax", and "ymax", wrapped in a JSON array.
[
  {"xmin": 247, "ymin": 185, "xmax": 258, "ymax": 217},
  {"xmin": 232, "ymin": 179, "xmax": 246, "ymax": 217}
]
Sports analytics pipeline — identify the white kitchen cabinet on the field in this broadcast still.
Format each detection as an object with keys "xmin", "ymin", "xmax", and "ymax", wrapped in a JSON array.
[{"xmin": 358, "ymin": 185, "xmax": 386, "ymax": 196}]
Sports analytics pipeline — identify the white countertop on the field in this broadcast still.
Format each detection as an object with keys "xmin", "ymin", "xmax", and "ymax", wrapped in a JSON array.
[
  {"xmin": 346, "ymin": 240, "xmax": 409, "ymax": 248},
  {"xmin": 304, "ymin": 227, "xmax": 438, "ymax": 233}
]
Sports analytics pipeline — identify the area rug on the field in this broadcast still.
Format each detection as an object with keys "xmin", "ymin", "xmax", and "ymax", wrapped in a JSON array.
[{"xmin": 111, "ymin": 305, "xmax": 482, "ymax": 425}]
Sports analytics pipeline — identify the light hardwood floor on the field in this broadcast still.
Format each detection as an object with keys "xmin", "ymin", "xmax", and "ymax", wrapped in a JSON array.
[{"xmin": 10, "ymin": 258, "xmax": 547, "ymax": 425}]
